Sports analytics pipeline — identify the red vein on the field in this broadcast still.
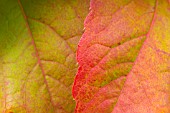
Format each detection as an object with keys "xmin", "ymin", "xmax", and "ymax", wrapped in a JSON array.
[
  {"xmin": 17, "ymin": 0, "xmax": 55, "ymax": 111},
  {"xmin": 28, "ymin": 17, "xmax": 75, "ymax": 54},
  {"xmin": 145, "ymin": 1, "xmax": 158, "ymax": 38},
  {"xmin": 137, "ymin": 0, "xmax": 158, "ymax": 107},
  {"xmin": 46, "ymin": 75, "xmax": 70, "ymax": 91},
  {"xmin": 74, "ymin": 35, "xmax": 145, "ymax": 99},
  {"xmin": 114, "ymin": 0, "xmax": 158, "ymax": 111}
]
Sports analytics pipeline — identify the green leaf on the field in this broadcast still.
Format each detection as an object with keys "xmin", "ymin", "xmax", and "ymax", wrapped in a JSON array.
[{"xmin": 0, "ymin": 0, "xmax": 89, "ymax": 112}]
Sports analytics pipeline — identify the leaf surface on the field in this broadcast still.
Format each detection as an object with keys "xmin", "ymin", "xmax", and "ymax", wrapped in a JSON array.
[
  {"xmin": 0, "ymin": 0, "xmax": 89, "ymax": 112},
  {"xmin": 72, "ymin": 0, "xmax": 170, "ymax": 112}
]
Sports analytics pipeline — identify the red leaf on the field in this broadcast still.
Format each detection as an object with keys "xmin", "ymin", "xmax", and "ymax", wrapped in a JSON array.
[{"xmin": 72, "ymin": 0, "xmax": 170, "ymax": 112}]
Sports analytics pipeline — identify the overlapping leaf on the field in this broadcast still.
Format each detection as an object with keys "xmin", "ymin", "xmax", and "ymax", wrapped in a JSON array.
[
  {"xmin": 72, "ymin": 0, "xmax": 170, "ymax": 112},
  {"xmin": 0, "ymin": 0, "xmax": 89, "ymax": 112}
]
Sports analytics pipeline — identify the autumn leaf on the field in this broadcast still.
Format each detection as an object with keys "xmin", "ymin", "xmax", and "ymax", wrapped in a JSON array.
[
  {"xmin": 0, "ymin": 0, "xmax": 89, "ymax": 112},
  {"xmin": 72, "ymin": 0, "xmax": 170, "ymax": 113}
]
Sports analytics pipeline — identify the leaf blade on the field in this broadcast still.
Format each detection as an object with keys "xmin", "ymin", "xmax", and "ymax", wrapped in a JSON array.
[
  {"xmin": 72, "ymin": 0, "xmax": 169, "ymax": 112},
  {"xmin": 0, "ymin": 0, "xmax": 90, "ymax": 112}
]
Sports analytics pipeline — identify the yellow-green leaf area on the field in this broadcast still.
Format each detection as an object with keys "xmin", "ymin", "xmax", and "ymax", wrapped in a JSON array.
[{"xmin": 0, "ymin": 0, "xmax": 90, "ymax": 113}]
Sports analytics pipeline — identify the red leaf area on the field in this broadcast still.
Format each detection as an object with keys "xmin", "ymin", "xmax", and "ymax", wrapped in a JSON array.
[{"xmin": 72, "ymin": 0, "xmax": 170, "ymax": 113}]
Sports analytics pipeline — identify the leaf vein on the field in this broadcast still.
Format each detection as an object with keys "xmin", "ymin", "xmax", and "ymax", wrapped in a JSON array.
[{"xmin": 17, "ymin": 0, "xmax": 56, "ymax": 110}]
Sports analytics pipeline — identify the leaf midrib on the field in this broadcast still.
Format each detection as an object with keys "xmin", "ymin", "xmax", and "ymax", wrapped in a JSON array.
[
  {"xmin": 17, "ymin": 0, "xmax": 56, "ymax": 110},
  {"xmin": 113, "ymin": 0, "xmax": 158, "ymax": 111}
]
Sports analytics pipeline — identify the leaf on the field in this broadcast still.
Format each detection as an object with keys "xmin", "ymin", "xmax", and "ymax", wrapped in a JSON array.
[
  {"xmin": 0, "ymin": 0, "xmax": 89, "ymax": 112},
  {"xmin": 72, "ymin": 0, "xmax": 170, "ymax": 112}
]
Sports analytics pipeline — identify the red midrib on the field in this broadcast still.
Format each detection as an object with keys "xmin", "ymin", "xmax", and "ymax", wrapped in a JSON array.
[
  {"xmin": 17, "ymin": 0, "xmax": 55, "ymax": 110},
  {"xmin": 113, "ymin": 0, "xmax": 158, "ymax": 111}
]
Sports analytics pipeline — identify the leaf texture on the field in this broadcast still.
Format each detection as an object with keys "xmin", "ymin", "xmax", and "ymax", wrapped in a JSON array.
[
  {"xmin": 72, "ymin": 0, "xmax": 170, "ymax": 113},
  {"xmin": 0, "ymin": 0, "xmax": 89, "ymax": 113}
]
